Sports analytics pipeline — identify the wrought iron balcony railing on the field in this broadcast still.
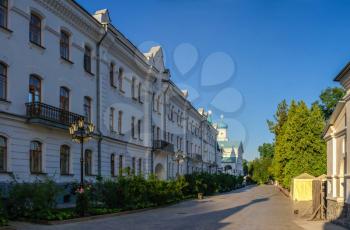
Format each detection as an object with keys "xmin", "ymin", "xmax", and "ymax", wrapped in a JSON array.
[
  {"xmin": 153, "ymin": 140, "xmax": 174, "ymax": 153},
  {"xmin": 26, "ymin": 102, "xmax": 85, "ymax": 127}
]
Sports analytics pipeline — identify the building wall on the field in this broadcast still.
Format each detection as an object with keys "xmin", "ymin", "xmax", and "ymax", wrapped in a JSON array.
[{"xmin": 0, "ymin": 0, "xmax": 219, "ymax": 185}]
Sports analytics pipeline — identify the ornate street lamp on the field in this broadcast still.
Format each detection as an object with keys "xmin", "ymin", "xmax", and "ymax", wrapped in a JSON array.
[
  {"xmin": 173, "ymin": 151, "xmax": 184, "ymax": 177},
  {"xmin": 69, "ymin": 118, "xmax": 95, "ymax": 187}
]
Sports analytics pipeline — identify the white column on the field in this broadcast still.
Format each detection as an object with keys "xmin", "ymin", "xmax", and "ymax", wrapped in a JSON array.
[{"xmin": 332, "ymin": 135, "xmax": 337, "ymax": 198}]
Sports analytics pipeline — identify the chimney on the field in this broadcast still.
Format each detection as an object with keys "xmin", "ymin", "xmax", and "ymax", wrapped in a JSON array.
[{"xmin": 93, "ymin": 9, "xmax": 110, "ymax": 25}]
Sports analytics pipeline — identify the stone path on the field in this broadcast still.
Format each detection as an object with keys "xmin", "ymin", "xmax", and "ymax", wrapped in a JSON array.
[{"xmin": 13, "ymin": 185, "xmax": 346, "ymax": 230}]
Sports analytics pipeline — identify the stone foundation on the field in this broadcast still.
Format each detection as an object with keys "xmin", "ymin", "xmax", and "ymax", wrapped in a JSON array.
[{"xmin": 327, "ymin": 199, "xmax": 350, "ymax": 228}]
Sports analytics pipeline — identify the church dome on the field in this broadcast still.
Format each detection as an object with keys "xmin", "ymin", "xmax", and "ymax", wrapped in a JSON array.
[{"xmin": 217, "ymin": 115, "xmax": 228, "ymax": 129}]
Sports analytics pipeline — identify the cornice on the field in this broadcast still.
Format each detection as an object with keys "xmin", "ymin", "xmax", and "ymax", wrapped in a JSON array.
[{"xmin": 33, "ymin": 0, "xmax": 102, "ymax": 41}]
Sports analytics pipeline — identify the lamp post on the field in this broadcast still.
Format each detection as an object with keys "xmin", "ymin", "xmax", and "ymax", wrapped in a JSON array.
[
  {"xmin": 69, "ymin": 118, "xmax": 95, "ymax": 187},
  {"xmin": 173, "ymin": 151, "xmax": 184, "ymax": 178}
]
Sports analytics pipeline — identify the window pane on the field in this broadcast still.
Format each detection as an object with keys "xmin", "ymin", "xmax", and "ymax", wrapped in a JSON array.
[
  {"xmin": 84, "ymin": 46, "xmax": 91, "ymax": 72},
  {"xmin": 30, "ymin": 141, "xmax": 42, "ymax": 173},
  {"xmin": 60, "ymin": 31, "xmax": 69, "ymax": 59},
  {"xmin": 29, "ymin": 75, "xmax": 41, "ymax": 103},
  {"xmin": 30, "ymin": 14, "xmax": 41, "ymax": 45},
  {"xmin": 0, "ymin": 63, "xmax": 6, "ymax": 100},
  {"xmin": 60, "ymin": 145, "xmax": 70, "ymax": 175},
  {"xmin": 0, "ymin": 136, "xmax": 6, "ymax": 171}
]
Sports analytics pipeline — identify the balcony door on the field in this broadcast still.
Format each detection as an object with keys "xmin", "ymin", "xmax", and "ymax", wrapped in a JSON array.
[
  {"xmin": 29, "ymin": 75, "xmax": 41, "ymax": 103},
  {"xmin": 59, "ymin": 87, "xmax": 69, "ymax": 123}
]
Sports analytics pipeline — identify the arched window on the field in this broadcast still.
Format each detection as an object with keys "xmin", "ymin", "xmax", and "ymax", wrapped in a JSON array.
[
  {"xmin": 84, "ymin": 45, "xmax": 92, "ymax": 73},
  {"xmin": 118, "ymin": 68, "xmax": 123, "ymax": 92},
  {"xmin": 60, "ymin": 30, "xmax": 70, "ymax": 60},
  {"xmin": 29, "ymin": 75, "xmax": 41, "ymax": 103},
  {"xmin": 0, "ymin": 136, "xmax": 7, "ymax": 172},
  {"xmin": 84, "ymin": 96, "xmax": 91, "ymax": 122},
  {"xmin": 29, "ymin": 13, "xmax": 42, "ymax": 45},
  {"xmin": 109, "ymin": 63, "xmax": 115, "ymax": 87},
  {"xmin": 59, "ymin": 87, "xmax": 69, "ymax": 111},
  {"xmin": 0, "ymin": 0, "xmax": 8, "ymax": 28},
  {"xmin": 84, "ymin": 149, "xmax": 92, "ymax": 176},
  {"xmin": 0, "ymin": 62, "xmax": 7, "ymax": 100},
  {"xmin": 110, "ymin": 153, "xmax": 115, "ymax": 176},
  {"xmin": 30, "ymin": 141, "xmax": 42, "ymax": 173},
  {"xmin": 60, "ymin": 145, "xmax": 70, "ymax": 175}
]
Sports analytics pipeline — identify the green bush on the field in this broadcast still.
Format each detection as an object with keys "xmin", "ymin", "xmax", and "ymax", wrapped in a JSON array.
[
  {"xmin": 7, "ymin": 179, "xmax": 62, "ymax": 220},
  {"xmin": 0, "ymin": 198, "xmax": 8, "ymax": 226}
]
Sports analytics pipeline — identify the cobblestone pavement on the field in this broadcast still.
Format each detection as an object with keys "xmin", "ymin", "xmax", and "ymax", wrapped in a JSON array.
[{"xmin": 13, "ymin": 185, "xmax": 345, "ymax": 230}]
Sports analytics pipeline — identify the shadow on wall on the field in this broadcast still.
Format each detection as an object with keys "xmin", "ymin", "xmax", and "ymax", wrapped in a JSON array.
[{"xmin": 323, "ymin": 204, "xmax": 350, "ymax": 230}]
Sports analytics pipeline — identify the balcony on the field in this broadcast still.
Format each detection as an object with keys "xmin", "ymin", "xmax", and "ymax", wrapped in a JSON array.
[
  {"xmin": 153, "ymin": 140, "xmax": 174, "ymax": 153},
  {"xmin": 25, "ymin": 102, "xmax": 85, "ymax": 128}
]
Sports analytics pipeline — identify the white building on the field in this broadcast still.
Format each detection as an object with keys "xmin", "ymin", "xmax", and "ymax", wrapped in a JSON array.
[
  {"xmin": 213, "ymin": 115, "xmax": 244, "ymax": 176},
  {"xmin": 323, "ymin": 62, "xmax": 350, "ymax": 222},
  {"xmin": 0, "ymin": 0, "xmax": 218, "ymax": 190}
]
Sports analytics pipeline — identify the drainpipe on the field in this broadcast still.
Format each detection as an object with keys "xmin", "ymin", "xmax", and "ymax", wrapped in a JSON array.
[{"xmin": 96, "ymin": 25, "xmax": 108, "ymax": 176}]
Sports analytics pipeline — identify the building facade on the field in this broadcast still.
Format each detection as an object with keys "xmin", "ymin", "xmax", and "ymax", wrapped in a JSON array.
[
  {"xmin": 323, "ymin": 63, "xmax": 350, "ymax": 222},
  {"xmin": 213, "ymin": 115, "xmax": 244, "ymax": 176},
  {"xmin": 0, "ymin": 0, "xmax": 218, "ymax": 187}
]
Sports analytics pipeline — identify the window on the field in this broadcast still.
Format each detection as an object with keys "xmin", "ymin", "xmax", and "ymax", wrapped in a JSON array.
[
  {"xmin": 84, "ymin": 149, "xmax": 92, "ymax": 176},
  {"xmin": 118, "ymin": 68, "xmax": 123, "ymax": 92},
  {"xmin": 131, "ymin": 116, "xmax": 135, "ymax": 138},
  {"xmin": 30, "ymin": 141, "xmax": 42, "ymax": 173},
  {"xmin": 156, "ymin": 127, "xmax": 160, "ymax": 140},
  {"xmin": 29, "ymin": 13, "xmax": 41, "ymax": 45},
  {"xmin": 110, "ymin": 63, "xmax": 115, "ymax": 87},
  {"xmin": 110, "ymin": 107, "xmax": 115, "ymax": 132},
  {"xmin": 60, "ymin": 30, "xmax": 70, "ymax": 60},
  {"xmin": 118, "ymin": 110, "xmax": 123, "ymax": 134},
  {"xmin": 132, "ymin": 157, "xmax": 136, "ymax": 175},
  {"xmin": 111, "ymin": 153, "xmax": 115, "ymax": 176},
  {"xmin": 131, "ymin": 78, "xmax": 136, "ymax": 99},
  {"xmin": 119, "ymin": 155, "xmax": 123, "ymax": 176},
  {"xmin": 138, "ymin": 82, "xmax": 142, "ymax": 102},
  {"xmin": 60, "ymin": 145, "xmax": 70, "ymax": 175},
  {"xmin": 138, "ymin": 158, "xmax": 142, "ymax": 176},
  {"xmin": 137, "ymin": 119, "xmax": 142, "ymax": 140},
  {"xmin": 157, "ymin": 96, "xmax": 161, "ymax": 112},
  {"xmin": 84, "ymin": 46, "xmax": 92, "ymax": 73},
  {"xmin": 152, "ymin": 93, "xmax": 156, "ymax": 111},
  {"xmin": 29, "ymin": 75, "xmax": 41, "ymax": 103},
  {"xmin": 0, "ymin": 62, "xmax": 7, "ymax": 100},
  {"xmin": 59, "ymin": 87, "xmax": 69, "ymax": 111},
  {"xmin": 0, "ymin": 136, "xmax": 7, "ymax": 172},
  {"xmin": 0, "ymin": 0, "xmax": 8, "ymax": 28},
  {"xmin": 84, "ymin": 96, "xmax": 91, "ymax": 122}
]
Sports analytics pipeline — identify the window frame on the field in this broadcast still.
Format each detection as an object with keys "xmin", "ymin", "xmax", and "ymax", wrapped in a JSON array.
[
  {"xmin": 0, "ymin": 135, "xmax": 7, "ymax": 172},
  {"xmin": 29, "ymin": 13, "xmax": 42, "ymax": 45},
  {"xmin": 84, "ymin": 149, "xmax": 92, "ymax": 176},
  {"xmin": 118, "ymin": 110, "xmax": 123, "ymax": 134},
  {"xmin": 131, "ymin": 116, "xmax": 135, "ymax": 139},
  {"xmin": 118, "ymin": 68, "xmax": 124, "ymax": 92},
  {"xmin": 110, "ymin": 107, "xmax": 115, "ymax": 132},
  {"xmin": 59, "ymin": 86, "xmax": 70, "ymax": 111},
  {"xmin": 110, "ymin": 63, "xmax": 116, "ymax": 88},
  {"xmin": 0, "ymin": 0, "xmax": 8, "ymax": 29},
  {"xmin": 111, "ymin": 153, "xmax": 115, "ymax": 176},
  {"xmin": 0, "ymin": 62, "xmax": 7, "ymax": 100},
  {"xmin": 30, "ymin": 140, "xmax": 42, "ymax": 174},
  {"xmin": 138, "ymin": 82, "xmax": 142, "ymax": 103},
  {"xmin": 137, "ymin": 119, "xmax": 142, "ymax": 140},
  {"xmin": 60, "ymin": 30, "xmax": 70, "ymax": 60},
  {"xmin": 84, "ymin": 45, "xmax": 92, "ymax": 73},
  {"xmin": 119, "ymin": 155, "xmax": 123, "ymax": 176},
  {"xmin": 60, "ymin": 145, "xmax": 70, "ymax": 175},
  {"xmin": 84, "ymin": 96, "xmax": 92, "ymax": 122},
  {"xmin": 29, "ymin": 74, "xmax": 41, "ymax": 103}
]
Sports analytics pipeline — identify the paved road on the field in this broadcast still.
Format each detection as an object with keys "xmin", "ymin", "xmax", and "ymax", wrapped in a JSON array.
[{"xmin": 13, "ymin": 185, "xmax": 345, "ymax": 230}]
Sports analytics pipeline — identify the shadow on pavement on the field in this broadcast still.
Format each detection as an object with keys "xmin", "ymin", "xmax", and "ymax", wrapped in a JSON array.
[{"xmin": 166, "ymin": 197, "xmax": 269, "ymax": 230}]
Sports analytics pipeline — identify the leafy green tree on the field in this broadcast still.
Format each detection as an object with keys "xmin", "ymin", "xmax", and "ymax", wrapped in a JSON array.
[
  {"xmin": 276, "ymin": 101, "xmax": 326, "ymax": 188},
  {"xmin": 318, "ymin": 87, "xmax": 345, "ymax": 120},
  {"xmin": 258, "ymin": 143, "xmax": 275, "ymax": 159},
  {"xmin": 267, "ymin": 100, "xmax": 288, "ymax": 137}
]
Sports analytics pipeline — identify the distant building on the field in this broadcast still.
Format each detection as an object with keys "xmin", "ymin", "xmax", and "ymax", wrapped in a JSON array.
[{"xmin": 213, "ymin": 115, "xmax": 244, "ymax": 176}]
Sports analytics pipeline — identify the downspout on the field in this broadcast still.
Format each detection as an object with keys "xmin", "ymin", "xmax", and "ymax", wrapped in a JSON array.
[{"xmin": 96, "ymin": 25, "xmax": 108, "ymax": 177}]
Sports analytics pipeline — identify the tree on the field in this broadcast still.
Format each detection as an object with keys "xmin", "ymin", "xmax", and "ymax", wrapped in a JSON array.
[
  {"xmin": 242, "ymin": 159, "xmax": 248, "ymax": 176},
  {"xmin": 267, "ymin": 100, "xmax": 288, "ymax": 137},
  {"xmin": 258, "ymin": 143, "xmax": 274, "ymax": 159},
  {"xmin": 318, "ymin": 87, "xmax": 345, "ymax": 120},
  {"xmin": 275, "ymin": 101, "xmax": 326, "ymax": 188}
]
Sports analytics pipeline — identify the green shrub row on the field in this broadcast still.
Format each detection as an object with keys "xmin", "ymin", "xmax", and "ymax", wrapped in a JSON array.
[{"xmin": 2, "ymin": 173, "xmax": 244, "ymax": 221}]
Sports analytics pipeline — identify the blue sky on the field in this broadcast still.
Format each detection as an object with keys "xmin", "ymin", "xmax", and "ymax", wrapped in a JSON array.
[{"xmin": 77, "ymin": 0, "xmax": 349, "ymax": 160}]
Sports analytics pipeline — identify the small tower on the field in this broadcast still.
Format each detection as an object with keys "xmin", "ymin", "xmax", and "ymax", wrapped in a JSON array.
[{"xmin": 216, "ymin": 115, "xmax": 228, "ymax": 142}]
